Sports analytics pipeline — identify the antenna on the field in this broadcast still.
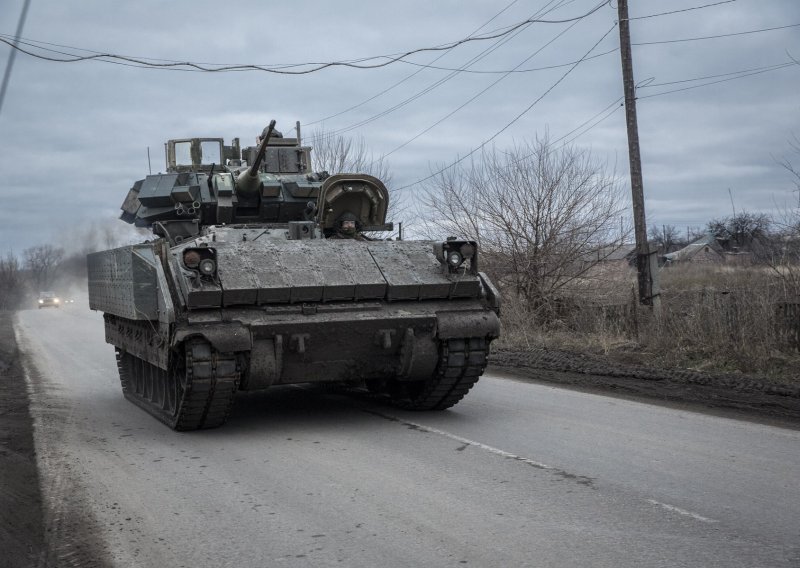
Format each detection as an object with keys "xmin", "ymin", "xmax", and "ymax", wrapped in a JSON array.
[
  {"xmin": 147, "ymin": 146, "xmax": 152, "ymax": 175},
  {"xmin": 727, "ymin": 187, "xmax": 736, "ymax": 219}
]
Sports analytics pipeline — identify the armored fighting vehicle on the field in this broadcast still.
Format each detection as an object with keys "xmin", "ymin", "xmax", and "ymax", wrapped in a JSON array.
[{"xmin": 87, "ymin": 121, "xmax": 500, "ymax": 430}]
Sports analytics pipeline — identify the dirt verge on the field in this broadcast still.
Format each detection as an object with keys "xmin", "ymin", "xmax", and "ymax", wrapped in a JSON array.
[
  {"xmin": 0, "ymin": 312, "xmax": 46, "ymax": 568},
  {"xmin": 490, "ymin": 347, "xmax": 800, "ymax": 424}
]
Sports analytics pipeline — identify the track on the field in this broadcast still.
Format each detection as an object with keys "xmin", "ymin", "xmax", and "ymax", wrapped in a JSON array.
[
  {"xmin": 117, "ymin": 338, "xmax": 239, "ymax": 430},
  {"xmin": 389, "ymin": 337, "xmax": 487, "ymax": 410}
]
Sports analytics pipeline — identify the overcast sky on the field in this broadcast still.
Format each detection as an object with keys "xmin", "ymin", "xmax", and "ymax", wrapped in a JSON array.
[{"xmin": 1, "ymin": 0, "xmax": 798, "ymax": 255}]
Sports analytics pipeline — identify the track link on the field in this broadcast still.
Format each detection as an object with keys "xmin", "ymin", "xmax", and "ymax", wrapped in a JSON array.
[
  {"xmin": 391, "ymin": 337, "xmax": 488, "ymax": 410},
  {"xmin": 116, "ymin": 338, "xmax": 240, "ymax": 431}
]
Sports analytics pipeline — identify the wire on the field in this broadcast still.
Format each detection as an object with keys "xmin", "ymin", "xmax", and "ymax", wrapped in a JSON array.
[
  {"xmin": 394, "ymin": 24, "xmax": 618, "ymax": 192},
  {"xmin": 0, "ymin": 2, "xmax": 610, "ymax": 75},
  {"xmin": 633, "ymin": 23, "xmax": 800, "ymax": 46},
  {"xmin": 307, "ymin": 0, "xmax": 577, "ymax": 139},
  {"xmin": 637, "ymin": 62, "xmax": 795, "ymax": 99},
  {"xmin": 638, "ymin": 61, "xmax": 796, "ymax": 89},
  {"xmin": 553, "ymin": 98, "xmax": 623, "ymax": 147},
  {"xmin": 393, "ymin": 46, "xmax": 619, "ymax": 74},
  {"xmin": 626, "ymin": 0, "xmax": 738, "ymax": 21},
  {"xmin": 0, "ymin": 33, "xmax": 201, "ymax": 73},
  {"xmin": 302, "ymin": 0, "xmax": 522, "ymax": 127},
  {"xmin": 378, "ymin": 13, "xmax": 596, "ymax": 161}
]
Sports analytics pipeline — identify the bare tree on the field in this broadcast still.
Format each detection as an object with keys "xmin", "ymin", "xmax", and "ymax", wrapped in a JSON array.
[
  {"xmin": 770, "ymin": 135, "xmax": 800, "ymax": 284},
  {"xmin": 0, "ymin": 253, "xmax": 26, "ymax": 310},
  {"xmin": 310, "ymin": 129, "xmax": 407, "ymax": 229},
  {"xmin": 24, "ymin": 244, "xmax": 64, "ymax": 291},
  {"xmin": 708, "ymin": 211, "xmax": 771, "ymax": 250},
  {"xmin": 648, "ymin": 224, "xmax": 681, "ymax": 253},
  {"xmin": 779, "ymin": 133, "xmax": 800, "ymax": 203},
  {"xmin": 419, "ymin": 136, "xmax": 628, "ymax": 314}
]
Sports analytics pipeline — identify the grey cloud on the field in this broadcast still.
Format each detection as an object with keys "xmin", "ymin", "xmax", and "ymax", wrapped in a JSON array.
[{"xmin": 1, "ymin": 0, "xmax": 798, "ymax": 255}]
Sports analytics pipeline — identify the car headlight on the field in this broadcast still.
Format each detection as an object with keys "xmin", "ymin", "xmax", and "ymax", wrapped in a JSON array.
[
  {"xmin": 38, "ymin": 299, "xmax": 43, "ymax": 304},
  {"xmin": 54, "ymin": 298, "xmax": 60, "ymax": 303}
]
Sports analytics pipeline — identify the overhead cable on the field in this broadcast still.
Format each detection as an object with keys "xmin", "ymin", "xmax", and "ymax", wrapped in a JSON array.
[
  {"xmin": 378, "ymin": 12, "xmax": 597, "ymax": 161},
  {"xmin": 394, "ymin": 47, "xmax": 619, "ymax": 74},
  {"xmin": 637, "ymin": 62, "xmax": 796, "ymax": 99},
  {"xmin": 394, "ymin": 24, "xmax": 618, "ymax": 191},
  {"xmin": 633, "ymin": 23, "xmax": 800, "ymax": 46},
  {"xmin": 0, "ymin": 2, "xmax": 609, "ymax": 75},
  {"xmin": 307, "ymin": 0, "xmax": 578, "ymax": 139},
  {"xmin": 302, "ymin": 0, "xmax": 523, "ymax": 126},
  {"xmin": 626, "ymin": 0, "xmax": 738, "ymax": 21}
]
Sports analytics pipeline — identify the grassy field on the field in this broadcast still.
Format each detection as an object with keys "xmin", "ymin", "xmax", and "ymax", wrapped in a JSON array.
[{"xmin": 496, "ymin": 263, "xmax": 800, "ymax": 384}]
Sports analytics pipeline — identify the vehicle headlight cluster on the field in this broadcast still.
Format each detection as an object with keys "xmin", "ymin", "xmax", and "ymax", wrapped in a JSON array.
[
  {"xmin": 181, "ymin": 246, "xmax": 217, "ymax": 278},
  {"xmin": 434, "ymin": 239, "xmax": 478, "ymax": 274}
]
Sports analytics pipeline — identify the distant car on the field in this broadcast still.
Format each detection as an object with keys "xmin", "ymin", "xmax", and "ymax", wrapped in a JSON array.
[{"xmin": 38, "ymin": 292, "xmax": 60, "ymax": 309}]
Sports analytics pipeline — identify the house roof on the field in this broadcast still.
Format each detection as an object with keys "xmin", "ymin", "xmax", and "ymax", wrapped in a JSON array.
[
  {"xmin": 663, "ymin": 233, "xmax": 722, "ymax": 262},
  {"xmin": 579, "ymin": 244, "xmax": 637, "ymax": 263}
]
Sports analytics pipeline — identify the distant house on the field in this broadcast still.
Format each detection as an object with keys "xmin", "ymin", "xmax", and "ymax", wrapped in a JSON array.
[
  {"xmin": 580, "ymin": 243, "xmax": 637, "ymax": 267},
  {"xmin": 663, "ymin": 233, "xmax": 723, "ymax": 265}
]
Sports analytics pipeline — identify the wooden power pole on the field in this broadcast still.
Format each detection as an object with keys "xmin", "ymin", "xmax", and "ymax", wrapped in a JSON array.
[{"xmin": 617, "ymin": 0, "xmax": 659, "ymax": 308}]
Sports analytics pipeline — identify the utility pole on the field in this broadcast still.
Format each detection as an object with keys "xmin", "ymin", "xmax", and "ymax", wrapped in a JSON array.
[
  {"xmin": 0, "ymin": 0, "xmax": 32, "ymax": 118},
  {"xmin": 617, "ymin": 0, "xmax": 659, "ymax": 308}
]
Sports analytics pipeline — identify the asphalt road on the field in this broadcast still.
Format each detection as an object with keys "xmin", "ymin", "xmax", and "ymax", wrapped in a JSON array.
[{"xmin": 14, "ymin": 305, "xmax": 800, "ymax": 567}]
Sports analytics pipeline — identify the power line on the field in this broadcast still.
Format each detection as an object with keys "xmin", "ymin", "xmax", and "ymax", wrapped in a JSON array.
[
  {"xmin": 388, "ymin": 21, "xmax": 800, "ymax": 73},
  {"xmin": 633, "ymin": 23, "xmax": 800, "ymax": 46},
  {"xmin": 639, "ymin": 61, "xmax": 795, "ymax": 89},
  {"xmin": 490, "ymin": 97, "xmax": 624, "ymax": 174},
  {"xmin": 302, "ymin": 0, "xmax": 523, "ymax": 127},
  {"xmin": 394, "ymin": 24, "xmax": 618, "ymax": 192},
  {"xmin": 307, "ymin": 0, "xmax": 577, "ymax": 139},
  {"xmin": 555, "ymin": 98, "xmax": 623, "ymax": 147},
  {"xmin": 638, "ymin": 61, "xmax": 795, "ymax": 99},
  {"xmin": 378, "ymin": 12, "xmax": 600, "ymax": 161},
  {"xmin": 393, "ymin": 46, "xmax": 619, "ymax": 74},
  {"xmin": 0, "ymin": 2, "xmax": 609, "ymax": 75},
  {"xmin": 627, "ymin": 0, "xmax": 738, "ymax": 21}
]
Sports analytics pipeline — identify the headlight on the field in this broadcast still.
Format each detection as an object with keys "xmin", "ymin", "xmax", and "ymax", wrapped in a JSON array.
[
  {"xmin": 434, "ymin": 239, "xmax": 479, "ymax": 274},
  {"xmin": 183, "ymin": 250, "xmax": 201, "ymax": 268},
  {"xmin": 54, "ymin": 298, "xmax": 60, "ymax": 303},
  {"xmin": 181, "ymin": 247, "xmax": 216, "ymax": 276},
  {"xmin": 38, "ymin": 299, "xmax": 43, "ymax": 304},
  {"xmin": 199, "ymin": 258, "xmax": 216, "ymax": 276},
  {"xmin": 447, "ymin": 251, "xmax": 463, "ymax": 267}
]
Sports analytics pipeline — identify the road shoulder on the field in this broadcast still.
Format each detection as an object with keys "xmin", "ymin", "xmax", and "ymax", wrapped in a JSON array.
[
  {"xmin": 0, "ymin": 311, "xmax": 46, "ymax": 567},
  {"xmin": 490, "ymin": 347, "xmax": 800, "ymax": 426}
]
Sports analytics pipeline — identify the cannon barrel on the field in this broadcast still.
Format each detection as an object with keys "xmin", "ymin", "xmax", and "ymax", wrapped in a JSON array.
[{"xmin": 236, "ymin": 120, "xmax": 276, "ymax": 196}]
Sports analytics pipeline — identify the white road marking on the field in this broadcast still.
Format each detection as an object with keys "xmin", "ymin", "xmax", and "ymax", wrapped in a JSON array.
[
  {"xmin": 646, "ymin": 499, "xmax": 718, "ymax": 523},
  {"xmin": 361, "ymin": 408, "xmax": 600, "ymax": 485},
  {"xmin": 375, "ymin": 412, "xmax": 555, "ymax": 470}
]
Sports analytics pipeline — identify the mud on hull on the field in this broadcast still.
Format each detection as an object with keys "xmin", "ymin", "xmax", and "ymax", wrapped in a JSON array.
[{"xmin": 105, "ymin": 300, "xmax": 498, "ymax": 430}]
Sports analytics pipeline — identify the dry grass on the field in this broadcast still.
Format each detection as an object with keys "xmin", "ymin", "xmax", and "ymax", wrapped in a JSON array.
[{"xmin": 496, "ymin": 263, "xmax": 800, "ymax": 382}]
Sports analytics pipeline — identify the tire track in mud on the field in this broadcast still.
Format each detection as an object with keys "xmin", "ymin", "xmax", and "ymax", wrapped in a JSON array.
[{"xmin": 490, "ymin": 347, "xmax": 800, "ymax": 423}]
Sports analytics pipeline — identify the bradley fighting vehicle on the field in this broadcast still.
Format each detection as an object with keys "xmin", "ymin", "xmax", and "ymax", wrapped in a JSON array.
[{"xmin": 87, "ymin": 121, "xmax": 500, "ymax": 430}]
